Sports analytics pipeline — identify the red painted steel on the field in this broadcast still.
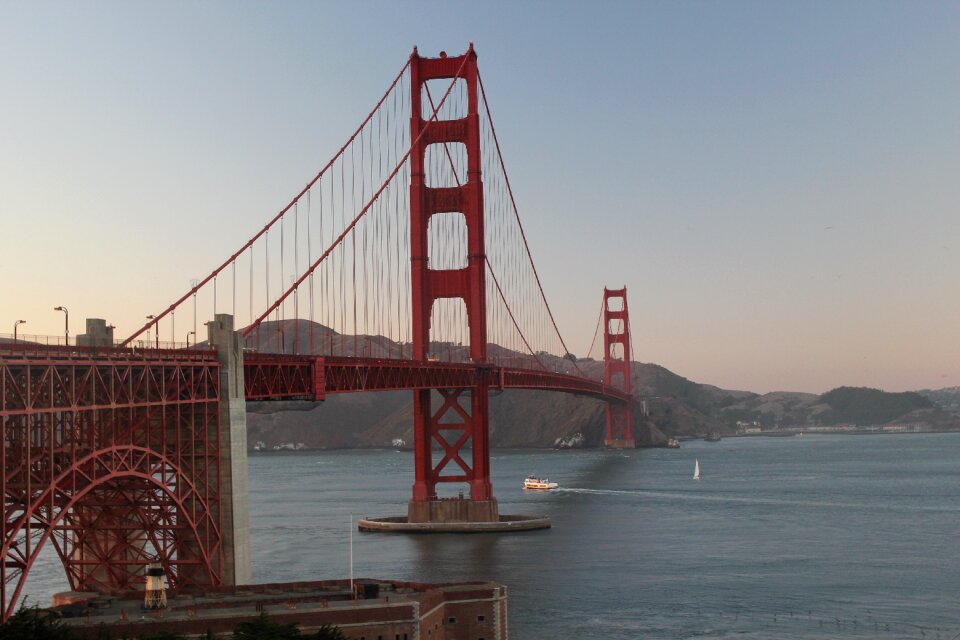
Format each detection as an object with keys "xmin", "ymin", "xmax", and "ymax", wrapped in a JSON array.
[
  {"xmin": 603, "ymin": 288, "xmax": 635, "ymax": 447},
  {"xmin": 1, "ymin": 345, "xmax": 223, "ymax": 621},
  {"xmin": 0, "ymin": 44, "xmax": 648, "ymax": 618},
  {"xmin": 244, "ymin": 354, "xmax": 318, "ymax": 401},
  {"xmin": 409, "ymin": 45, "xmax": 492, "ymax": 503},
  {"xmin": 0, "ymin": 343, "xmax": 628, "ymax": 620},
  {"xmin": 243, "ymin": 353, "xmax": 630, "ymax": 402}
]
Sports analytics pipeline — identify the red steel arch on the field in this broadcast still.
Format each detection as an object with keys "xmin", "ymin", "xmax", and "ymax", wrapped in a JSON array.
[
  {"xmin": 3, "ymin": 446, "xmax": 222, "ymax": 617},
  {"xmin": 1, "ymin": 346, "xmax": 223, "ymax": 620}
]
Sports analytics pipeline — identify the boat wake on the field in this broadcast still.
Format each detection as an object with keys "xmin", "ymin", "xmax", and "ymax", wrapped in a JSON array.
[{"xmin": 553, "ymin": 487, "xmax": 960, "ymax": 513}]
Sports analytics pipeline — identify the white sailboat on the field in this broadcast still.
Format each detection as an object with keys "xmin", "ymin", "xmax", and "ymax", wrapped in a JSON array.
[{"xmin": 693, "ymin": 459, "xmax": 701, "ymax": 480}]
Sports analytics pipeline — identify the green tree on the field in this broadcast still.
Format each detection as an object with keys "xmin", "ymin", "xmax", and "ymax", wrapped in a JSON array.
[
  {"xmin": 233, "ymin": 612, "xmax": 301, "ymax": 640},
  {"xmin": 0, "ymin": 606, "xmax": 74, "ymax": 640},
  {"xmin": 313, "ymin": 624, "xmax": 348, "ymax": 640}
]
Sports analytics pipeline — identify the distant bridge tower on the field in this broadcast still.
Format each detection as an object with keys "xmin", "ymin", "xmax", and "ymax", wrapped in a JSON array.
[
  {"xmin": 603, "ymin": 287, "xmax": 635, "ymax": 448},
  {"xmin": 407, "ymin": 45, "xmax": 497, "ymax": 522}
]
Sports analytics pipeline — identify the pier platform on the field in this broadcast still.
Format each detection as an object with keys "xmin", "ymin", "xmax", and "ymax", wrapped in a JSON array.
[{"xmin": 358, "ymin": 514, "xmax": 551, "ymax": 533}]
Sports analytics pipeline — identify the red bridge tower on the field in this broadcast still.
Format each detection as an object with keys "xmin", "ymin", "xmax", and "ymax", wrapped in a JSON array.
[
  {"xmin": 603, "ymin": 287, "xmax": 635, "ymax": 448},
  {"xmin": 407, "ymin": 45, "xmax": 497, "ymax": 522}
]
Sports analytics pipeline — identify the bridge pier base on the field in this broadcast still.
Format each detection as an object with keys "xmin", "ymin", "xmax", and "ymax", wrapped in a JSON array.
[{"xmin": 407, "ymin": 498, "xmax": 499, "ymax": 524}]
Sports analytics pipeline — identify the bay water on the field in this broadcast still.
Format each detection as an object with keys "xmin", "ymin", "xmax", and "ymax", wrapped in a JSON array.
[{"xmin": 23, "ymin": 433, "xmax": 960, "ymax": 639}]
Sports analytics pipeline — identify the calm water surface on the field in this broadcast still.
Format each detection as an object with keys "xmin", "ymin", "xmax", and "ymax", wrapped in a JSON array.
[{"xmin": 24, "ymin": 433, "xmax": 960, "ymax": 639}]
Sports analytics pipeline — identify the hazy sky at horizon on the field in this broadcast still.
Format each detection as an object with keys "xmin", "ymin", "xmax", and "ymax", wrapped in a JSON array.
[{"xmin": 2, "ymin": 1, "xmax": 959, "ymax": 394}]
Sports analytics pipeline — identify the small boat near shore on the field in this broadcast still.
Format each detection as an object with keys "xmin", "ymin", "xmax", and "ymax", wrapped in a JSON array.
[
  {"xmin": 693, "ymin": 459, "xmax": 701, "ymax": 480},
  {"xmin": 524, "ymin": 475, "xmax": 559, "ymax": 491}
]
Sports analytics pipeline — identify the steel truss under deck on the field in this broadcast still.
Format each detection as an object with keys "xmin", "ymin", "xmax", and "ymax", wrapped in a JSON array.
[
  {"xmin": 1, "ymin": 344, "xmax": 223, "ymax": 621},
  {"xmin": 1, "ymin": 343, "xmax": 627, "ymax": 620},
  {"xmin": 244, "ymin": 353, "xmax": 631, "ymax": 402}
]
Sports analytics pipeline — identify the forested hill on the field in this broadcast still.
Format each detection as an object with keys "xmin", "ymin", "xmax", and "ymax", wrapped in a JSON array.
[
  {"xmin": 5, "ymin": 323, "xmax": 955, "ymax": 449},
  {"xmin": 817, "ymin": 387, "xmax": 932, "ymax": 425},
  {"xmin": 218, "ymin": 320, "xmax": 960, "ymax": 448}
]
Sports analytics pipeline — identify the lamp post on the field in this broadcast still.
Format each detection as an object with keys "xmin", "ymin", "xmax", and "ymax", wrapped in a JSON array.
[
  {"xmin": 53, "ymin": 306, "xmax": 69, "ymax": 345},
  {"xmin": 186, "ymin": 330, "xmax": 195, "ymax": 349},
  {"xmin": 14, "ymin": 320, "xmax": 26, "ymax": 342},
  {"xmin": 146, "ymin": 315, "xmax": 158, "ymax": 348}
]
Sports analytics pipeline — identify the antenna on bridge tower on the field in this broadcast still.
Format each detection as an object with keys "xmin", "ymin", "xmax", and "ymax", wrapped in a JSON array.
[{"xmin": 603, "ymin": 287, "xmax": 635, "ymax": 448}]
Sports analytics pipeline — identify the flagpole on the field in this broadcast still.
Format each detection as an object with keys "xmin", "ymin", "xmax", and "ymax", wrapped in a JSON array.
[{"xmin": 349, "ymin": 513, "xmax": 354, "ymax": 598}]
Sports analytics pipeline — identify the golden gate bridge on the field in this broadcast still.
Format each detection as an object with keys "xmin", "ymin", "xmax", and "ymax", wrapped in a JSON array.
[{"xmin": 0, "ymin": 45, "xmax": 636, "ymax": 620}]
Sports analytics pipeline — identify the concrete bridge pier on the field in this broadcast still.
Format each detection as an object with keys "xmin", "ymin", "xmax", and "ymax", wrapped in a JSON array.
[{"xmin": 207, "ymin": 314, "xmax": 251, "ymax": 585}]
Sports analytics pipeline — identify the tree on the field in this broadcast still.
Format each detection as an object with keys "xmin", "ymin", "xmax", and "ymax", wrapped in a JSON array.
[
  {"xmin": 313, "ymin": 624, "xmax": 348, "ymax": 640},
  {"xmin": 0, "ymin": 606, "xmax": 73, "ymax": 640},
  {"xmin": 233, "ymin": 612, "xmax": 301, "ymax": 640}
]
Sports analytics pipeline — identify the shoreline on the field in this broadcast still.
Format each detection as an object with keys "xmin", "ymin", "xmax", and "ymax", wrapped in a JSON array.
[{"xmin": 247, "ymin": 430, "xmax": 960, "ymax": 454}]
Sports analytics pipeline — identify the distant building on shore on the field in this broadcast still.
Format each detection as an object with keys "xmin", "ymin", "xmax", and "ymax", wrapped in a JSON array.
[{"xmin": 736, "ymin": 421, "xmax": 762, "ymax": 435}]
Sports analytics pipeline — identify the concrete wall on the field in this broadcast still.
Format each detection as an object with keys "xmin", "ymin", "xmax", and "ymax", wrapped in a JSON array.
[{"xmin": 206, "ymin": 314, "xmax": 251, "ymax": 585}]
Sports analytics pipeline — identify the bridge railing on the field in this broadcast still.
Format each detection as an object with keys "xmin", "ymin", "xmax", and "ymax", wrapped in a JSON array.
[
  {"xmin": 0, "ymin": 333, "xmax": 199, "ymax": 351},
  {"xmin": 0, "ymin": 333, "xmax": 73, "ymax": 347},
  {"xmin": 123, "ymin": 339, "xmax": 195, "ymax": 350},
  {"xmin": 0, "ymin": 337, "xmax": 216, "ymax": 362}
]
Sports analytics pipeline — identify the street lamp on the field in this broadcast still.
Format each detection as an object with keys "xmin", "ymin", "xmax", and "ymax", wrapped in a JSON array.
[
  {"xmin": 13, "ymin": 320, "xmax": 26, "ymax": 341},
  {"xmin": 186, "ymin": 331, "xmax": 195, "ymax": 349},
  {"xmin": 53, "ymin": 306, "xmax": 69, "ymax": 345},
  {"xmin": 146, "ymin": 315, "xmax": 158, "ymax": 348}
]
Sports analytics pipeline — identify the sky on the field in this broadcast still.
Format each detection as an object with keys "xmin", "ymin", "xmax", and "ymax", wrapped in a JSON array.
[{"xmin": 2, "ymin": 1, "xmax": 959, "ymax": 394}]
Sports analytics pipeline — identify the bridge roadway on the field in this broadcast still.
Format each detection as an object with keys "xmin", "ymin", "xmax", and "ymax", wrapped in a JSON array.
[
  {"xmin": 0, "ymin": 342, "xmax": 630, "ymax": 408},
  {"xmin": 244, "ymin": 352, "xmax": 631, "ymax": 404},
  {"xmin": 0, "ymin": 340, "xmax": 627, "ymax": 618}
]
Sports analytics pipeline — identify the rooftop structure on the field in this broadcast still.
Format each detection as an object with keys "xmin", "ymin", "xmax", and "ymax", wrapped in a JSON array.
[{"xmin": 53, "ymin": 578, "xmax": 507, "ymax": 640}]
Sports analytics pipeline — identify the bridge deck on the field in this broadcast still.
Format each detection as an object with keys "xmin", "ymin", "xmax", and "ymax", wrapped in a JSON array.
[
  {"xmin": 0, "ymin": 344, "xmax": 630, "ymax": 406},
  {"xmin": 245, "ymin": 353, "xmax": 631, "ymax": 403}
]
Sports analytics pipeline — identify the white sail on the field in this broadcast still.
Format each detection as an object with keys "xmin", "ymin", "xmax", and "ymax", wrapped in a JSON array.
[{"xmin": 693, "ymin": 459, "xmax": 701, "ymax": 480}]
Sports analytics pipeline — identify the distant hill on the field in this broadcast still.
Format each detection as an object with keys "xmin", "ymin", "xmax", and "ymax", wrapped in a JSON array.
[
  {"xmin": 225, "ymin": 320, "xmax": 960, "ymax": 448},
  {"xmin": 7, "ymin": 320, "xmax": 954, "ymax": 448},
  {"xmin": 817, "ymin": 387, "xmax": 932, "ymax": 425},
  {"xmin": 917, "ymin": 386, "xmax": 960, "ymax": 411}
]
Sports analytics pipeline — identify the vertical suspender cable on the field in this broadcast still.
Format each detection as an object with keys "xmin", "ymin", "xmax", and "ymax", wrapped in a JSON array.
[{"xmin": 307, "ymin": 190, "xmax": 314, "ymax": 354}]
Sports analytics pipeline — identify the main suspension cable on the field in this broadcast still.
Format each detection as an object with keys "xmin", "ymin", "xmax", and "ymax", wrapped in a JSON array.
[{"xmin": 478, "ymin": 71, "xmax": 585, "ymax": 376}]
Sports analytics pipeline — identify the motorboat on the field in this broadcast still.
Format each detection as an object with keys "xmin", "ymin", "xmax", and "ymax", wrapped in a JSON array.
[{"xmin": 523, "ymin": 475, "xmax": 559, "ymax": 490}]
